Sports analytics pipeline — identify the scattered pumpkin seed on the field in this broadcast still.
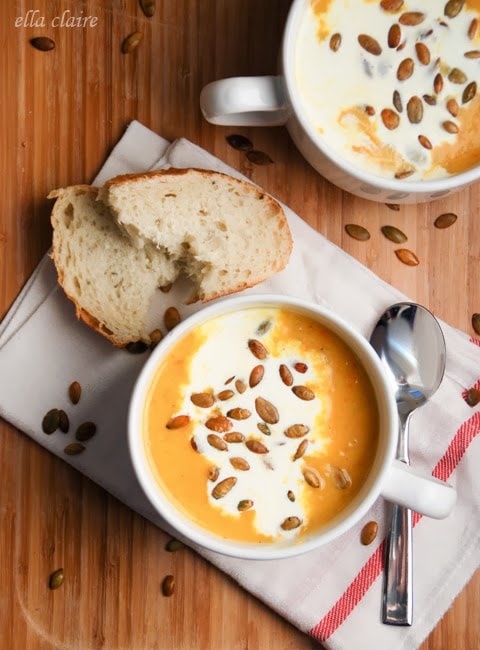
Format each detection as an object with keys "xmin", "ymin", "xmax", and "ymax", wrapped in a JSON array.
[
  {"xmin": 386, "ymin": 203, "xmax": 401, "ymax": 211},
  {"xmin": 329, "ymin": 33, "xmax": 342, "ymax": 52},
  {"xmin": 294, "ymin": 362, "xmax": 308, "ymax": 373},
  {"xmin": 165, "ymin": 538, "xmax": 185, "ymax": 552},
  {"xmin": 254, "ymin": 397, "xmax": 279, "ymax": 424},
  {"xmin": 462, "ymin": 81, "xmax": 477, "ymax": 104},
  {"xmin": 361, "ymin": 521, "xmax": 379, "ymax": 545},
  {"xmin": 434, "ymin": 73, "xmax": 444, "ymax": 94},
  {"xmin": 397, "ymin": 57, "xmax": 414, "ymax": 80},
  {"xmin": 345, "ymin": 224, "xmax": 371, "ymax": 241},
  {"xmin": 395, "ymin": 248, "xmax": 420, "ymax": 266},
  {"xmin": 64, "ymin": 442, "xmax": 86, "ymax": 456},
  {"xmin": 58, "ymin": 410, "xmax": 69, "ymax": 434},
  {"xmin": 444, "ymin": 0, "xmax": 465, "ymax": 19},
  {"xmin": 280, "ymin": 516, "xmax": 302, "ymax": 531},
  {"xmin": 406, "ymin": 95, "xmax": 423, "ymax": 123},
  {"xmin": 48, "ymin": 568, "xmax": 64, "ymax": 590},
  {"xmin": 380, "ymin": 0, "xmax": 404, "ymax": 11},
  {"xmin": 287, "ymin": 490, "xmax": 296, "ymax": 502},
  {"xmin": 161, "ymin": 574, "xmax": 175, "ymax": 597},
  {"xmin": 164, "ymin": 306, "xmax": 181, "ymax": 331},
  {"xmin": 212, "ymin": 476, "xmax": 237, "ymax": 499},
  {"xmin": 246, "ymin": 150, "xmax": 273, "ymax": 165},
  {"xmin": 230, "ymin": 457, "xmax": 250, "ymax": 471},
  {"xmin": 30, "ymin": 37, "xmax": 55, "ymax": 51},
  {"xmin": 418, "ymin": 134, "xmax": 433, "ymax": 150},
  {"xmin": 434, "ymin": 212, "xmax": 457, "ymax": 229},
  {"xmin": 75, "ymin": 421, "xmax": 97, "ymax": 442},
  {"xmin": 248, "ymin": 338, "xmax": 268, "ymax": 360},
  {"xmin": 208, "ymin": 466, "xmax": 220, "ymax": 481},
  {"xmin": 279, "ymin": 364, "xmax": 294, "ymax": 387},
  {"xmin": 235, "ymin": 379, "xmax": 247, "ymax": 394},
  {"xmin": 468, "ymin": 18, "xmax": 478, "ymax": 40},
  {"xmin": 448, "ymin": 67, "xmax": 467, "ymax": 84},
  {"xmin": 121, "ymin": 31, "xmax": 143, "ymax": 54},
  {"xmin": 303, "ymin": 466, "xmax": 323, "ymax": 488},
  {"xmin": 388, "ymin": 24, "xmax": 402, "ymax": 49},
  {"xmin": 472, "ymin": 313, "xmax": 480, "ymax": 335},
  {"xmin": 166, "ymin": 414, "xmax": 190, "ymax": 429},
  {"xmin": 249, "ymin": 365, "xmax": 265, "ymax": 388},
  {"xmin": 69, "ymin": 381, "xmax": 82, "ymax": 404},
  {"xmin": 381, "ymin": 225, "xmax": 408, "ymax": 243},
  {"xmin": 227, "ymin": 407, "xmax": 251, "ymax": 420},
  {"xmin": 217, "ymin": 389, "xmax": 235, "ymax": 401},
  {"xmin": 149, "ymin": 329, "xmax": 163, "ymax": 347},
  {"xmin": 207, "ymin": 433, "xmax": 228, "ymax": 451},
  {"xmin": 42, "ymin": 409, "xmax": 60, "ymax": 434},
  {"xmin": 442, "ymin": 120, "xmax": 459, "ymax": 134},
  {"xmin": 358, "ymin": 34, "xmax": 382, "ymax": 56},
  {"xmin": 245, "ymin": 439, "xmax": 269, "ymax": 454},
  {"xmin": 465, "ymin": 387, "xmax": 480, "ymax": 407},
  {"xmin": 226, "ymin": 134, "xmax": 253, "ymax": 151},
  {"xmin": 392, "ymin": 90, "xmax": 403, "ymax": 113},
  {"xmin": 191, "ymin": 392, "xmax": 215, "ymax": 408},
  {"xmin": 256, "ymin": 319, "xmax": 272, "ymax": 336},
  {"xmin": 399, "ymin": 12, "xmax": 425, "ymax": 26},
  {"xmin": 237, "ymin": 499, "xmax": 254, "ymax": 511},
  {"xmin": 224, "ymin": 431, "xmax": 245, "ymax": 443},
  {"xmin": 293, "ymin": 439, "xmax": 308, "ymax": 461},
  {"xmin": 292, "ymin": 385, "xmax": 315, "ymax": 401},
  {"xmin": 257, "ymin": 422, "xmax": 271, "ymax": 436}
]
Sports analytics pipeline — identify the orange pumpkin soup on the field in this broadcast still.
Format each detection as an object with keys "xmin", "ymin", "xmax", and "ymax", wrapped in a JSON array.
[{"xmin": 143, "ymin": 307, "xmax": 379, "ymax": 543}]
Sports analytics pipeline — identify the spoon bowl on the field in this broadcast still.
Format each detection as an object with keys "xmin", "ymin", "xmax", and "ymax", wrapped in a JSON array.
[{"xmin": 370, "ymin": 302, "xmax": 446, "ymax": 626}]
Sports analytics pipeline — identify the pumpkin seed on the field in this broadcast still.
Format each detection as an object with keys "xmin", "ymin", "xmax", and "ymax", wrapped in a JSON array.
[
  {"xmin": 345, "ymin": 224, "xmax": 371, "ymax": 241},
  {"xmin": 464, "ymin": 50, "xmax": 480, "ymax": 59},
  {"xmin": 423, "ymin": 94, "xmax": 437, "ymax": 106},
  {"xmin": 287, "ymin": 490, "xmax": 296, "ymax": 502},
  {"xmin": 126, "ymin": 341, "xmax": 149, "ymax": 353},
  {"xmin": 223, "ymin": 431, "xmax": 245, "ymax": 443},
  {"xmin": 164, "ymin": 306, "xmax": 181, "ymax": 331},
  {"xmin": 395, "ymin": 167, "xmax": 415, "ymax": 179},
  {"xmin": 166, "ymin": 414, "xmax": 190, "ymax": 429},
  {"xmin": 415, "ymin": 42, "xmax": 430, "ymax": 65},
  {"xmin": 465, "ymin": 388, "xmax": 480, "ymax": 407},
  {"xmin": 280, "ymin": 516, "xmax": 302, "ymax": 531},
  {"xmin": 434, "ymin": 73, "xmax": 444, "ymax": 94},
  {"xmin": 165, "ymin": 538, "xmax": 185, "ymax": 552},
  {"xmin": 292, "ymin": 385, "xmax": 315, "ymax": 401},
  {"xmin": 393, "ymin": 90, "xmax": 403, "ymax": 113},
  {"xmin": 64, "ymin": 442, "xmax": 85, "ymax": 456},
  {"xmin": 191, "ymin": 392, "xmax": 215, "ymax": 408},
  {"xmin": 293, "ymin": 439, "xmax": 308, "ymax": 461},
  {"xmin": 388, "ymin": 24, "xmax": 402, "ymax": 48},
  {"xmin": 407, "ymin": 96, "xmax": 423, "ymax": 123},
  {"xmin": 206, "ymin": 415, "xmax": 232, "ymax": 432},
  {"xmin": 249, "ymin": 365, "xmax": 265, "ymax": 388},
  {"xmin": 380, "ymin": 0, "xmax": 404, "ymax": 10},
  {"xmin": 446, "ymin": 98, "xmax": 459, "ymax": 117},
  {"xmin": 399, "ymin": 12, "xmax": 425, "ymax": 26},
  {"xmin": 381, "ymin": 108, "xmax": 400, "ymax": 130},
  {"xmin": 75, "ymin": 421, "xmax": 96, "ymax": 442},
  {"xmin": 161, "ymin": 574, "xmax": 175, "ymax": 597},
  {"xmin": 246, "ymin": 150, "xmax": 273, "ymax": 165},
  {"xmin": 294, "ymin": 362, "xmax": 308, "ymax": 373},
  {"xmin": 245, "ymin": 439, "xmax": 269, "ymax": 454},
  {"xmin": 68, "ymin": 381, "xmax": 82, "ymax": 404},
  {"xmin": 58, "ymin": 410, "xmax": 69, "ymax": 434},
  {"xmin": 365, "ymin": 105, "xmax": 376, "ymax": 116},
  {"xmin": 226, "ymin": 134, "xmax": 253, "ymax": 151},
  {"xmin": 254, "ymin": 397, "xmax": 279, "ymax": 424},
  {"xmin": 212, "ymin": 476, "xmax": 237, "ymax": 499},
  {"xmin": 30, "ymin": 37, "xmax": 55, "ymax": 51},
  {"xmin": 256, "ymin": 319, "xmax": 272, "ymax": 336},
  {"xmin": 332, "ymin": 466, "xmax": 352, "ymax": 489},
  {"xmin": 257, "ymin": 422, "xmax": 271, "ymax": 436},
  {"xmin": 444, "ymin": 0, "xmax": 465, "ymax": 18},
  {"xmin": 208, "ymin": 466, "xmax": 220, "ymax": 482},
  {"xmin": 462, "ymin": 81, "xmax": 477, "ymax": 104},
  {"xmin": 48, "ymin": 568, "xmax": 64, "ymax": 590},
  {"xmin": 418, "ymin": 134, "xmax": 433, "ymax": 150},
  {"xmin": 395, "ymin": 248, "xmax": 420, "ymax": 266},
  {"xmin": 386, "ymin": 203, "xmax": 400, "ymax": 211},
  {"xmin": 42, "ymin": 409, "xmax": 60, "ymax": 434},
  {"xmin": 248, "ymin": 339, "xmax": 268, "ymax": 359},
  {"xmin": 381, "ymin": 225, "xmax": 408, "ymax": 243},
  {"xmin": 279, "ymin": 364, "xmax": 293, "ymax": 387},
  {"xmin": 358, "ymin": 34, "xmax": 382, "ymax": 56},
  {"xmin": 434, "ymin": 212, "xmax": 457, "ymax": 229},
  {"xmin": 468, "ymin": 18, "xmax": 478, "ymax": 40},
  {"xmin": 360, "ymin": 521, "xmax": 379, "ymax": 545},
  {"xmin": 284, "ymin": 424, "xmax": 309, "ymax": 439},
  {"xmin": 190, "ymin": 437, "xmax": 198, "ymax": 452},
  {"xmin": 235, "ymin": 379, "xmax": 247, "ymax": 394},
  {"xmin": 472, "ymin": 313, "xmax": 480, "ymax": 335},
  {"xmin": 442, "ymin": 120, "xmax": 459, "ymax": 134},
  {"xmin": 227, "ymin": 408, "xmax": 251, "ymax": 420},
  {"xmin": 303, "ymin": 467, "xmax": 324, "ymax": 488},
  {"xmin": 230, "ymin": 457, "xmax": 250, "ymax": 471},
  {"xmin": 238, "ymin": 499, "xmax": 254, "ymax": 511},
  {"xmin": 217, "ymin": 389, "xmax": 235, "ymax": 401},
  {"xmin": 329, "ymin": 33, "xmax": 342, "ymax": 52},
  {"xmin": 139, "ymin": 0, "xmax": 155, "ymax": 17},
  {"xmin": 448, "ymin": 68, "xmax": 467, "ymax": 84},
  {"xmin": 121, "ymin": 31, "xmax": 143, "ymax": 54},
  {"xmin": 207, "ymin": 433, "xmax": 228, "ymax": 451},
  {"xmin": 149, "ymin": 329, "xmax": 163, "ymax": 348}
]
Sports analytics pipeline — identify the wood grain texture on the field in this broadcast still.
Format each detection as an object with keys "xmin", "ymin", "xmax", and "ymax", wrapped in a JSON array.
[{"xmin": 0, "ymin": 1, "xmax": 478, "ymax": 648}]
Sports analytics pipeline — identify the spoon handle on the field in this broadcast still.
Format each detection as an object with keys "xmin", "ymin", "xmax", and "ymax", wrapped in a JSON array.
[{"xmin": 382, "ymin": 503, "xmax": 413, "ymax": 625}]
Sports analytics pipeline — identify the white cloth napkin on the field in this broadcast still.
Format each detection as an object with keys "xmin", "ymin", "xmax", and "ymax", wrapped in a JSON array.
[{"xmin": 1, "ymin": 120, "xmax": 479, "ymax": 650}]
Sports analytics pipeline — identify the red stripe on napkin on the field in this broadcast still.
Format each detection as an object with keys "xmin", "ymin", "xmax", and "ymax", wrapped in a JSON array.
[{"xmin": 310, "ymin": 409, "xmax": 480, "ymax": 642}]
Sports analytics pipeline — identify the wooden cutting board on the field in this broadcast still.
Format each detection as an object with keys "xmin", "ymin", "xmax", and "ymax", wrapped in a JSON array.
[{"xmin": 0, "ymin": 1, "xmax": 478, "ymax": 648}]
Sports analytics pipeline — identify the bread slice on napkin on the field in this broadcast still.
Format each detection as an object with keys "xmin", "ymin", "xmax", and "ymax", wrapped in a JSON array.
[
  {"xmin": 49, "ymin": 169, "xmax": 292, "ymax": 347},
  {"xmin": 99, "ymin": 168, "xmax": 292, "ymax": 301}
]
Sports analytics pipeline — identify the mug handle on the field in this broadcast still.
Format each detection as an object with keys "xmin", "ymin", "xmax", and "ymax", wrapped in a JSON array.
[
  {"xmin": 380, "ymin": 459, "xmax": 456, "ymax": 519},
  {"xmin": 200, "ymin": 76, "xmax": 290, "ymax": 126}
]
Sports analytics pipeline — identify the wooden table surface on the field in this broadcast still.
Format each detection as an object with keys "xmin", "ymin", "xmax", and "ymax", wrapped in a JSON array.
[{"xmin": 1, "ymin": 1, "xmax": 479, "ymax": 648}]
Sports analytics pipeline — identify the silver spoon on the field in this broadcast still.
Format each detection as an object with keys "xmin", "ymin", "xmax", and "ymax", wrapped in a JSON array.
[{"xmin": 370, "ymin": 302, "xmax": 446, "ymax": 626}]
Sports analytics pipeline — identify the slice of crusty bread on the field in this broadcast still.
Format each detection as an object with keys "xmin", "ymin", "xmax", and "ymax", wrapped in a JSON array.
[
  {"xmin": 49, "ymin": 169, "xmax": 292, "ymax": 346},
  {"xmin": 49, "ymin": 185, "xmax": 178, "ymax": 346},
  {"xmin": 99, "ymin": 168, "xmax": 292, "ymax": 301}
]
